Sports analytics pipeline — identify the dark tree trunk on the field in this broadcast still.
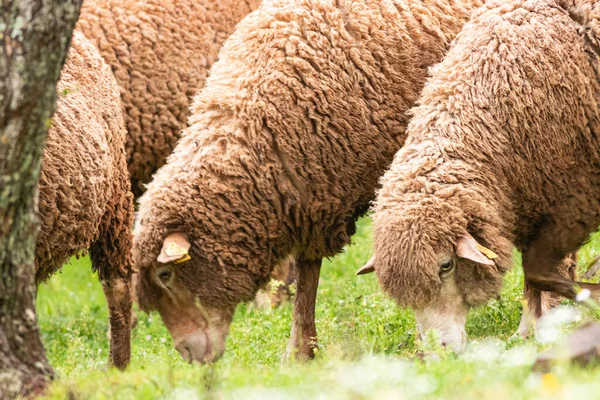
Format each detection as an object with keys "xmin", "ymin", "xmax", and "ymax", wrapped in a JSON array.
[{"xmin": 0, "ymin": 1, "xmax": 82, "ymax": 398}]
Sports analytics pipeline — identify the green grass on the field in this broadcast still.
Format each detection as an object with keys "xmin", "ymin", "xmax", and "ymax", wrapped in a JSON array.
[{"xmin": 37, "ymin": 218, "xmax": 600, "ymax": 399}]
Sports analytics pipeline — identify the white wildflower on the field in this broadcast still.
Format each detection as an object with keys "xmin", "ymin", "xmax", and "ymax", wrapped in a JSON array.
[
  {"xmin": 536, "ymin": 305, "xmax": 581, "ymax": 345},
  {"xmin": 576, "ymin": 289, "xmax": 591, "ymax": 302},
  {"xmin": 501, "ymin": 344, "xmax": 537, "ymax": 367},
  {"xmin": 461, "ymin": 338, "xmax": 505, "ymax": 363}
]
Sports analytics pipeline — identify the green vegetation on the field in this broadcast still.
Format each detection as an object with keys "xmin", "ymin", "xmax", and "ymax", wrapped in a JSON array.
[{"xmin": 38, "ymin": 218, "xmax": 600, "ymax": 399}]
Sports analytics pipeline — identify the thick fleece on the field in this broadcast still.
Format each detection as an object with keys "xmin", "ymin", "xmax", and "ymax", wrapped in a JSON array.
[
  {"xmin": 133, "ymin": 0, "xmax": 482, "ymax": 363},
  {"xmin": 372, "ymin": 0, "xmax": 600, "ymax": 349},
  {"xmin": 76, "ymin": 0, "xmax": 261, "ymax": 196},
  {"xmin": 37, "ymin": 31, "xmax": 134, "ymax": 369}
]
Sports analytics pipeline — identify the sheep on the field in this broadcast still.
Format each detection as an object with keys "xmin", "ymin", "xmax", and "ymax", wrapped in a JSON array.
[
  {"xmin": 37, "ymin": 31, "xmax": 134, "ymax": 369},
  {"xmin": 77, "ymin": 0, "xmax": 288, "ymax": 313},
  {"xmin": 75, "ymin": 0, "xmax": 262, "ymax": 197},
  {"xmin": 366, "ymin": 0, "xmax": 600, "ymax": 352},
  {"xmin": 132, "ymin": 0, "xmax": 484, "ymax": 364}
]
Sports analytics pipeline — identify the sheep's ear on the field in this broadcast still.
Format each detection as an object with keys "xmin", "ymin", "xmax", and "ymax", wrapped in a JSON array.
[
  {"xmin": 157, "ymin": 233, "xmax": 191, "ymax": 264},
  {"xmin": 356, "ymin": 256, "xmax": 376, "ymax": 275},
  {"xmin": 456, "ymin": 234, "xmax": 497, "ymax": 266}
]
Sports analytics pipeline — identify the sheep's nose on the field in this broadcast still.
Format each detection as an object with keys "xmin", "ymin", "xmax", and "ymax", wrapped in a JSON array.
[{"xmin": 174, "ymin": 332, "xmax": 210, "ymax": 364}]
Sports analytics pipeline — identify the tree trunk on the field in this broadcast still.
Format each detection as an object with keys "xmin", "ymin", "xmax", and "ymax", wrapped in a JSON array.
[{"xmin": 0, "ymin": 1, "xmax": 82, "ymax": 398}]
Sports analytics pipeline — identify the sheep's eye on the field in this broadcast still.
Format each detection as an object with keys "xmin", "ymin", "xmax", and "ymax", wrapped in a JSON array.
[
  {"xmin": 156, "ymin": 267, "xmax": 173, "ymax": 284},
  {"xmin": 439, "ymin": 258, "xmax": 455, "ymax": 274}
]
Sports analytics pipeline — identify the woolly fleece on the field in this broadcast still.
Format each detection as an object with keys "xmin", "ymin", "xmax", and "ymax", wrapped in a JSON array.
[
  {"xmin": 372, "ymin": 0, "xmax": 600, "ymax": 310},
  {"xmin": 76, "ymin": 0, "xmax": 261, "ymax": 196},
  {"xmin": 133, "ymin": 0, "xmax": 481, "ymax": 322},
  {"xmin": 36, "ymin": 31, "xmax": 134, "ymax": 368}
]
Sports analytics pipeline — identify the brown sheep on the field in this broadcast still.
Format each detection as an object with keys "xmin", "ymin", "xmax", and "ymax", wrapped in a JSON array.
[
  {"xmin": 37, "ymin": 31, "xmax": 134, "ymax": 369},
  {"xmin": 132, "ymin": 0, "xmax": 483, "ymax": 364},
  {"xmin": 76, "ymin": 0, "xmax": 262, "ymax": 197},
  {"xmin": 368, "ymin": 0, "xmax": 600, "ymax": 352},
  {"xmin": 78, "ymin": 0, "xmax": 289, "ymax": 312}
]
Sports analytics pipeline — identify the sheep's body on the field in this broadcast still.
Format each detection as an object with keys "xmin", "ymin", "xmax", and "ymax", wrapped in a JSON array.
[
  {"xmin": 133, "ymin": 0, "xmax": 482, "ymax": 363},
  {"xmin": 371, "ymin": 0, "xmax": 600, "ymax": 350},
  {"xmin": 37, "ymin": 31, "xmax": 134, "ymax": 369},
  {"xmin": 76, "ymin": 0, "xmax": 261, "ymax": 195}
]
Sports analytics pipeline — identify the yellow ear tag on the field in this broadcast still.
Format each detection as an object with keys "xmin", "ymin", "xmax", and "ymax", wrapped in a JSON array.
[
  {"xmin": 165, "ymin": 242, "xmax": 191, "ymax": 264},
  {"xmin": 173, "ymin": 253, "xmax": 191, "ymax": 264},
  {"xmin": 165, "ymin": 242, "xmax": 188, "ymax": 257},
  {"xmin": 476, "ymin": 244, "xmax": 498, "ymax": 259}
]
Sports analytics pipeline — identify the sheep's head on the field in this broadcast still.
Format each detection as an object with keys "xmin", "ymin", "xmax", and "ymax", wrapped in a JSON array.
[
  {"xmin": 133, "ymin": 222, "xmax": 262, "ymax": 364},
  {"xmin": 368, "ymin": 191, "xmax": 511, "ymax": 353}
]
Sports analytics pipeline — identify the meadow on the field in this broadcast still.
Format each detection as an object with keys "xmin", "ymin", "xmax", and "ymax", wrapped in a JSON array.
[{"xmin": 38, "ymin": 217, "xmax": 600, "ymax": 399}]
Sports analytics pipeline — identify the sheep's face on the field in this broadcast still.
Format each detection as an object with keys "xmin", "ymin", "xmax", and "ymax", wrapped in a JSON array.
[
  {"xmin": 134, "ymin": 230, "xmax": 259, "ymax": 364},
  {"xmin": 412, "ymin": 252, "xmax": 472, "ymax": 353},
  {"xmin": 371, "ymin": 199, "xmax": 506, "ymax": 353}
]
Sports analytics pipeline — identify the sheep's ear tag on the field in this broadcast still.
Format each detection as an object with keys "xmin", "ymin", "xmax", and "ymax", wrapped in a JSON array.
[
  {"xmin": 356, "ymin": 256, "xmax": 376, "ymax": 275},
  {"xmin": 456, "ymin": 235, "xmax": 496, "ymax": 266},
  {"xmin": 157, "ymin": 233, "xmax": 191, "ymax": 264},
  {"xmin": 475, "ymin": 243, "xmax": 498, "ymax": 260}
]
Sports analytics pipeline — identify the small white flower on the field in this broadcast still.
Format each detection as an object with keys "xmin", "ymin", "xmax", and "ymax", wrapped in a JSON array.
[
  {"xmin": 334, "ymin": 356, "xmax": 412, "ymax": 395},
  {"xmin": 536, "ymin": 305, "xmax": 581, "ymax": 345},
  {"xmin": 98, "ymin": 348, "xmax": 102, "ymax": 354},
  {"xmin": 461, "ymin": 339, "xmax": 505, "ymax": 363},
  {"xmin": 160, "ymin": 338, "xmax": 166, "ymax": 343},
  {"xmin": 576, "ymin": 288, "xmax": 591, "ymax": 302},
  {"xmin": 501, "ymin": 344, "xmax": 537, "ymax": 367},
  {"xmin": 146, "ymin": 335, "xmax": 152, "ymax": 341}
]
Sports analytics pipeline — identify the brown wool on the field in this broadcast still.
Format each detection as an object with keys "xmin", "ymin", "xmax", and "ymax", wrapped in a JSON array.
[
  {"xmin": 36, "ymin": 31, "xmax": 135, "ymax": 368},
  {"xmin": 37, "ymin": 31, "xmax": 133, "ymax": 282},
  {"xmin": 373, "ymin": 0, "xmax": 600, "ymax": 310},
  {"xmin": 133, "ymin": 0, "xmax": 483, "ymax": 314},
  {"xmin": 76, "ymin": 0, "xmax": 262, "ymax": 196}
]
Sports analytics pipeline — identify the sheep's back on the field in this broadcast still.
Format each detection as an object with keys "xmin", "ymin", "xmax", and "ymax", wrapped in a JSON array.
[
  {"xmin": 181, "ymin": 0, "xmax": 480, "ymax": 259},
  {"xmin": 36, "ymin": 31, "xmax": 126, "ymax": 282},
  {"xmin": 76, "ymin": 0, "xmax": 262, "ymax": 196},
  {"xmin": 380, "ymin": 0, "xmax": 600, "ymax": 246}
]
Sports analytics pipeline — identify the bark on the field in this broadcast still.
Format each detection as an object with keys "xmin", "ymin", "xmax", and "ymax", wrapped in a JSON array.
[{"xmin": 0, "ymin": 1, "xmax": 82, "ymax": 398}]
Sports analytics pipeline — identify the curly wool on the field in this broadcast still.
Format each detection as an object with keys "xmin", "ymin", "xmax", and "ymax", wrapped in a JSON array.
[
  {"xmin": 36, "ymin": 31, "xmax": 133, "ymax": 284},
  {"xmin": 134, "ymin": 0, "xmax": 482, "ymax": 310},
  {"xmin": 76, "ymin": 0, "xmax": 262, "ymax": 196},
  {"xmin": 373, "ymin": 0, "xmax": 600, "ymax": 308}
]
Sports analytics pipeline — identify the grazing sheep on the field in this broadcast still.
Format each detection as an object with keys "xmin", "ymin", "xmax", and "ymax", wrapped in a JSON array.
[
  {"xmin": 37, "ymin": 31, "xmax": 134, "ymax": 369},
  {"xmin": 76, "ymin": 0, "xmax": 262, "ymax": 196},
  {"xmin": 132, "ymin": 0, "xmax": 483, "ymax": 363},
  {"xmin": 367, "ymin": 0, "xmax": 600, "ymax": 352}
]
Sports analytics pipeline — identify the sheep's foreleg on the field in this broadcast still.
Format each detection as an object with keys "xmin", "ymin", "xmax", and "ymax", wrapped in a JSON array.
[
  {"xmin": 101, "ymin": 275, "xmax": 133, "ymax": 369},
  {"xmin": 90, "ymin": 187, "xmax": 134, "ymax": 370},
  {"xmin": 284, "ymin": 257, "xmax": 321, "ymax": 362}
]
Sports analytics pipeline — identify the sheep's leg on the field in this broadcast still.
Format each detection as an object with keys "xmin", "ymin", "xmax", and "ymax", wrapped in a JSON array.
[
  {"xmin": 284, "ymin": 257, "xmax": 321, "ymax": 361},
  {"xmin": 99, "ymin": 273, "xmax": 132, "ymax": 369},
  {"xmin": 518, "ymin": 254, "xmax": 577, "ymax": 337},
  {"xmin": 517, "ymin": 282, "xmax": 542, "ymax": 338},
  {"xmin": 523, "ymin": 225, "xmax": 600, "ymax": 302},
  {"xmin": 90, "ymin": 186, "xmax": 134, "ymax": 370}
]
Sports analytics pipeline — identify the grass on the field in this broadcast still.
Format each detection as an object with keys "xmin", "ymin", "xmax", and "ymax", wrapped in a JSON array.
[{"xmin": 37, "ymin": 217, "xmax": 600, "ymax": 399}]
